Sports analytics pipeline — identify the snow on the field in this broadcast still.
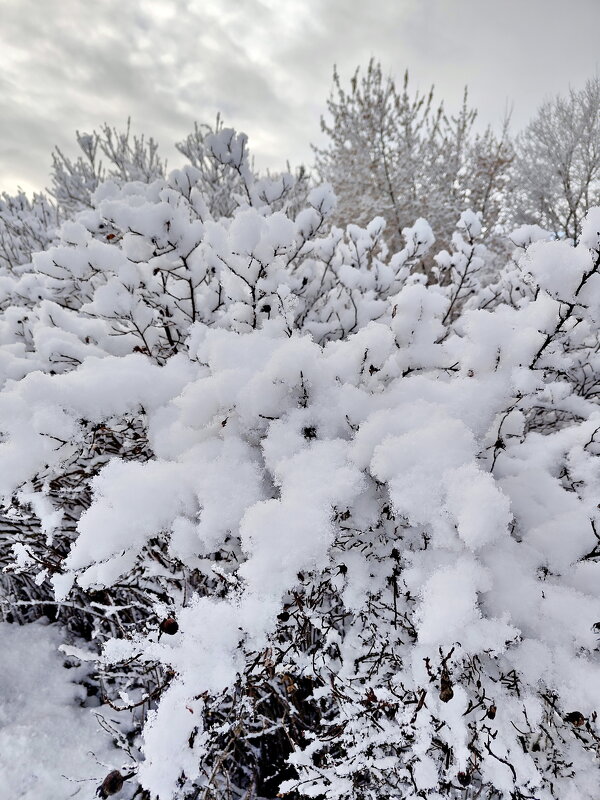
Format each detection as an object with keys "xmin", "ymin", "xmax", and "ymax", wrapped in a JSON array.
[
  {"xmin": 2, "ymin": 123, "xmax": 600, "ymax": 800},
  {"xmin": 0, "ymin": 621, "xmax": 117, "ymax": 800}
]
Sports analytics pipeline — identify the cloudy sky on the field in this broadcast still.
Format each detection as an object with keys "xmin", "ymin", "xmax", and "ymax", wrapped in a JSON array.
[{"xmin": 1, "ymin": 0, "xmax": 599, "ymax": 195}]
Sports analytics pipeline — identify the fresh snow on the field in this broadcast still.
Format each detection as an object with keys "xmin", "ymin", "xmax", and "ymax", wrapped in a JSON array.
[{"xmin": 0, "ymin": 621, "xmax": 117, "ymax": 799}]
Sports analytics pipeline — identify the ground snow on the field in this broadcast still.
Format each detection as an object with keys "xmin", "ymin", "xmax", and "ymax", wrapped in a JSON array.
[{"xmin": 0, "ymin": 621, "xmax": 116, "ymax": 799}]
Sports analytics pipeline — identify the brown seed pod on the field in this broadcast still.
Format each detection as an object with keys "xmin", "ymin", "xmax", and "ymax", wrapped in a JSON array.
[
  {"xmin": 159, "ymin": 617, "xmax": 179, "ymax": 636},
  {"xmin": 439, "ymin": 684, "xmax": 454, "ymax": 702},
  {"xmin": 565, "ymin": 711, "xmax": 585, "ymax": 727},
  {"xmin": 439, "ymin": 671, "xmax": 454, "ymax": 703},
  {"xmin": 97, "ymin": 770, "xmax": 124, "ymax": 798},
  {"xmin": 487, "ymin": 704, "xmax": 497, "ymax": 719}
]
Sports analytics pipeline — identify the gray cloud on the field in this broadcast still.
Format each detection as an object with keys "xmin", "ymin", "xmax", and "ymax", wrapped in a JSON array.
[{"xmin": 1, "ymin": 0, "xmax": 599, "ymax": 194}]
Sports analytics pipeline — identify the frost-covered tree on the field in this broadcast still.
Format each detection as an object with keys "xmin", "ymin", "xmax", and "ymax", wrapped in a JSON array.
[
  {"xmin": 514, "ymin": 76, "xmax": 600, "ymax": 242},
  {"xmin": 314, "ymin": 60, "xmax": 513, "ymax": 258},
  {"xmin": 1, "ymin": 126, "xmax": 600, "ymax": 800}
]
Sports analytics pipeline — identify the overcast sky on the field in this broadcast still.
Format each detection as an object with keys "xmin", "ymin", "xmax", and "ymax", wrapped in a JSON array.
[{"xmin": 1, "ymin": 0, "xmax": 599, "ymax": 195}]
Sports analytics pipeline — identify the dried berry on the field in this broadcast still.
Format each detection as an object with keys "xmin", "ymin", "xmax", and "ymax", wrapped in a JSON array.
[
  {"xmin": 565, "ymin": 711, "xmax": 585, "ymax": 727},
  {"xmin": 97, "ymin": 770, "xmax": 124, "ymax": 798},
  {"xmin": 487, "ymin": 704, "xmax": 497, "ymax": 719},
  {"xmin": 457, "ymin": 771, "xmax": 471, "ymax": 787},
  {"xmin": 277, "ymin": 611, "xmax": 290, "ymax": 622},
  {"xmin": 159, "ymin": 617, "xmax": 179, "ymax": 636}
]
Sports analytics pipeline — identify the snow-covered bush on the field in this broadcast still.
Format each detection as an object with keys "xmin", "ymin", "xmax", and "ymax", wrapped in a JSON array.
[
  {"xmin": 2, "ymin": 127, "xmax": 600, "ymax": 800},
  {"xmin": 0, "ymin": 190, "xmax": 59, "ymax": 274},
  {"xmin": 175, "ymin": 114, "xmax": 310, "ymax": 221},
  {"xmin": 50, "ymin": 119, "xmax": 166, "ymax": 215}
]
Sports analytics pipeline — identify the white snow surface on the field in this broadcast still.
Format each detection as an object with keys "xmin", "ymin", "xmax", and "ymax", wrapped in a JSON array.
[{"xmin": 0, "ymin": 621, "xmax": 115, "ymax": 800}]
